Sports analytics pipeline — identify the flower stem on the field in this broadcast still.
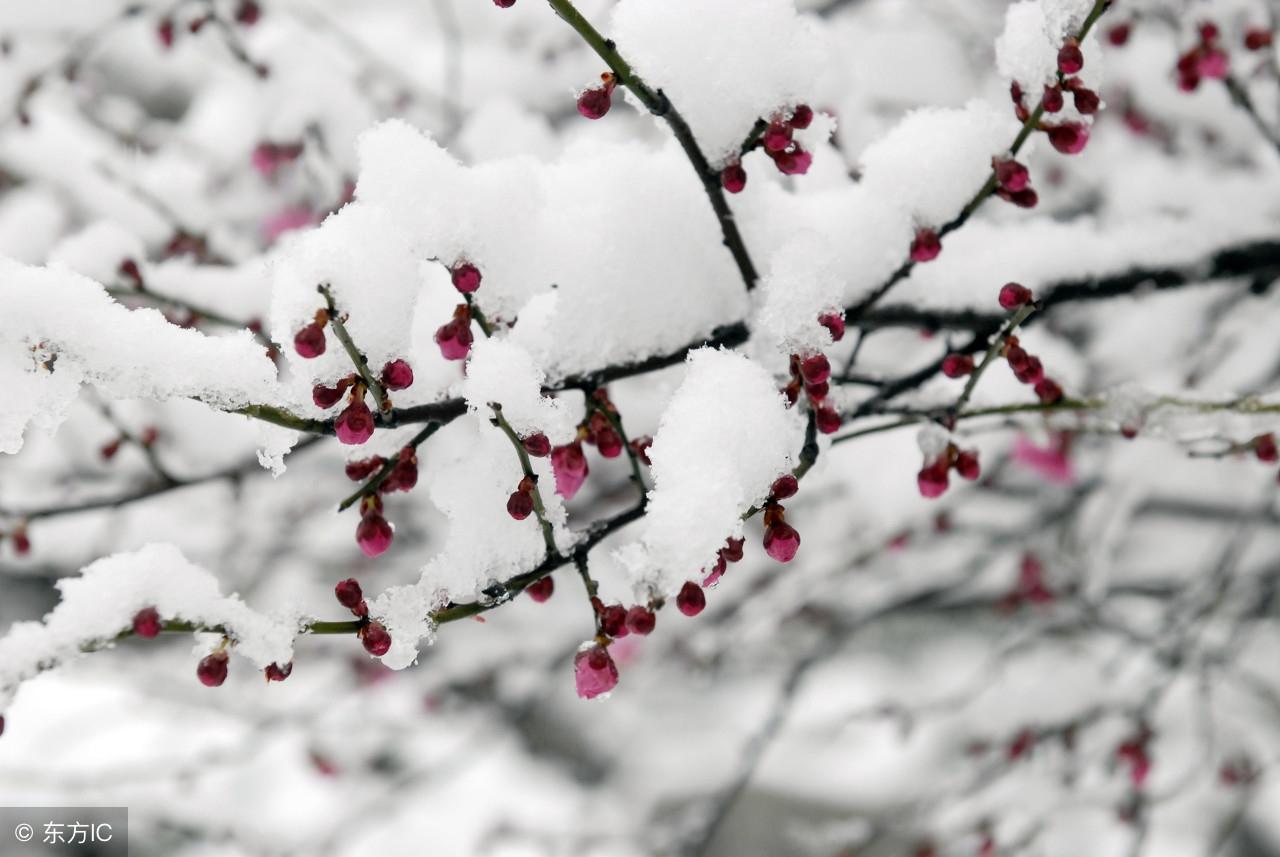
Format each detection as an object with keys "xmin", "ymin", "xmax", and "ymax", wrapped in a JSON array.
[
  {"xmin": 318, "ymin": 283, "xmax": 390, "ymax": 415},
  {"xmin": 951, "ymin": 303, "xmax": 1037, "ymax": 417},
  {"xmin": 490, "ymin": 403, "xmax": 559, "ymax": 557}
]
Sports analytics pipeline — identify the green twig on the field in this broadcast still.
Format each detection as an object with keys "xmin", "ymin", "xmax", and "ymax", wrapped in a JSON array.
[
  {"xmin": 587, "ymin": 396, "xmax": 648, "ymax": 500},
  {"xmin": 951, "ymin": 303, "xmax": 1037, "ymax": 417},
  {"xmin": 234, "ymin": 403, "xmax": 334, "ymax": 435},
  {"xmin": 336, "ymin": 422, "xmax": 444, "ymax": 512},
  {"xmin": 318, "ymin": 283, "xmax": 389, "ymax": 415},
  {"xmin": 465, "ymin": 293, "xmax": 494, "ymax": 337},
  {"xmin": 490, "ymin": 403, "xmax": 559, "ymax": 557},
  {"xmin": 1224, "ymin": 75, "xmax": 1280, "ymax": 159}
]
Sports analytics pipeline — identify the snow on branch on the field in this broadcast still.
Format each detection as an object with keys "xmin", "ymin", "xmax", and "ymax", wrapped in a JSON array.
[{"xmin": 0, "ymin": 544, "xmax": 302, "ymax": 708}]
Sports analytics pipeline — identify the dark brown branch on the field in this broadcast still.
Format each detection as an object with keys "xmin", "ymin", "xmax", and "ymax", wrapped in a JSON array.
[{"xmin": 848, "ymin": 238, "xmax": 1280, "ymax": 334}]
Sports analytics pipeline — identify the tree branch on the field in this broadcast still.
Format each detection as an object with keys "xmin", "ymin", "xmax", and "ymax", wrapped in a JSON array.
[
  {"xmin": 843, "ymin": 0, "xmax": 1114, "ymax": 322},
  {"xmin": 543, "ymin": 0, "xmax": 760, "ymax": 292}
]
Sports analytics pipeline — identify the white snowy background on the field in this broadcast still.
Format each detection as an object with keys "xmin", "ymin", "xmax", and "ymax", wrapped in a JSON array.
[{"xmin": 1, "ymin": 0, "xmax": 1280, "ymax": 855}]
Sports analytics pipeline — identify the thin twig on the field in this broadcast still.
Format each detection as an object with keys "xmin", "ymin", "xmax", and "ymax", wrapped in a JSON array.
[
  {"xmin": 490, "ymin": 403, "xmax": 559, "ymax": 557},
  {"xmin": 318, "ymin": 283, "xmax": 389, "ymax": 414},
  {"xmin": 335, "ymin": 422, "xmax": 444, "ymax": 512},
  {"xmin": 951, "ymin": 303, "xmax": 1036, "ymax": 417},
  {"xmin": 1224, "ymin": 75, "xmax": 1280, "ymax": 158}
]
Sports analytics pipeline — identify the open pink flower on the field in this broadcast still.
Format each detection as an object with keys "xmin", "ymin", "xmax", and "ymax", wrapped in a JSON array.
[
  {"xmin": 551, "ymin": 442, "xmax": 589, "ymax": 499},
  {"xmin": 573, "ymin": 644, "xmax": 619, "ymax": 699}
]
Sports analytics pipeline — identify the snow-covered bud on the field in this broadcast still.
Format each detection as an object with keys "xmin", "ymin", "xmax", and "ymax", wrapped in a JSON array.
[
  {"xmin": 132, "ymin": 607, "xmax": 162, "ymax": 638},
  {"xmin": 450, "ymin": 262, "xmax": 481, "ymax": 294},
  {"xmin": 1058, "ymin": 38, "xmax": 1084, "ymax": 75}
]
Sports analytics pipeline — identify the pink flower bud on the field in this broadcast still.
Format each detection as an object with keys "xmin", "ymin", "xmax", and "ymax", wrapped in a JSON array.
[
  {"xmin": 335, "ymin": 399, "xmax": 376, "ymax": 445},
  {"xmin": 265, "ymin": 662, "xmax": 292, "ymax": 682},
  {"xmin": 434, "ymin": 318, "xmax": 474, "ymax": 361},
  {"xmin": 818, "ymin": 312, "xmax": 845, "ymax": 342},
  {"xmin": 815, "ymin": 406, "xmax": 841, "ymax": 435},
  {"xmin": 1047, "ymin": 123, "xmax": 1090, "ymax": 155},
  {"xmin": 361, "ymin": 621, "xmax": 392, "ymax": 656},
  {"xmin": 998, "ymin": 282, "xmax": 1033, "ymax": 310},
  {"xmin": 626, "ymin": 606, "xmax": 656, "ymax": 635},
  {"xmin": 293, "ymin": 322, "xmax": 326, "ymax": 358},
  {"xmin": 942, "ymin": 353, "xmax": 975, "ymax": 378},
  {"xmin": 772, "ymin": 474, "xmax": 799, "ymax": 499},
  {"xmin": 917, "ymin": 458, "xmax": 950, "ymax": 498},
  {"xmin": 763, "ymin": 522, "xmax": 801, "ymax": 562},
  {"xmin": 355, "ymin": 513, "xmax": 394, "ymax": 557},
  {"xmin": 994, "ymin": 159, "xmax": 1030, "ymax": 192},
  {"xmin": 910, "ymin": 229, "xmax": 941, "ymax": 263},
  {"xmin": 1058, "ymin": 39, "xmax": 1084, "ymax": 75},
  {"xmin": 132, "ymin": 607, "xmax": 162, "ymax": 638},
  {"xmin": 526, "ymin": 577, "xmax": 555, "ymax": 602},
  {"xmin": 676, "ymin": 581, "xmax": 707, "ymax": 615},
  {"xmin": 197, "ymin": 651, "xmax": 229, "ymax": 687},
  {"xmin": 763, "ymin": 122, "xmax": 793, "ymax": 153},
  {"xmin": 451, "ymin": 262, "xmax": 481, "ymax": 293},
  {"xmin": 1035, "ymin": 378, "xmax": 1064, "ymax": 404},
  {"xmin": 799, "ymin": 353, "xmax": 831, "ymax": 385},
  {"xmin": 577, "ymin": 86, "xmax": 612, "ymax": 120},
  {"xmin": 335, "ymin": 578, "xmax": 364, "ymax": 610},
  {"xmin": 954, "ymin": 449, "xmax": 981, "ymax": 481},
  {"xmin": 1042, "ymin": 85, "xmax": 1065, "ymax": 113},
  {"xmin": 507, "ymin": 489, "xmax": 534, "ymax": 521},
  {"xmin": 380, "ymin": 359, "xmax": 414, "ymax": 391},
  {"xmin": 721, "ymin": 163, "xmax": 747, "ymax": 194}
]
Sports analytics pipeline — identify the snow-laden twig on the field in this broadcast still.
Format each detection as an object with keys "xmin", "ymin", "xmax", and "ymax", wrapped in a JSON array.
[{"xmin": 544, "ymin": 0, "xmax": 760, "ymax": 293}]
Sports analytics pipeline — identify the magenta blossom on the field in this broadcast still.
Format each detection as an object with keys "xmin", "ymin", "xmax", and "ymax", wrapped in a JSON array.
[{"xmin": 1012, "ymin": 435, "xmax": 1075, "ymax": 484}]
